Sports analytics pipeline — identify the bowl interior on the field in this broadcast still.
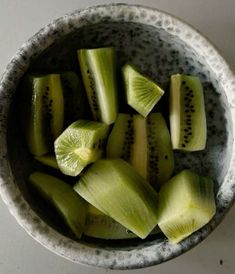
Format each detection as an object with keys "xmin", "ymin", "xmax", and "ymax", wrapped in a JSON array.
[{"xmin": 7, "ymin": 21, "xmax": 232, "ymax": 248}]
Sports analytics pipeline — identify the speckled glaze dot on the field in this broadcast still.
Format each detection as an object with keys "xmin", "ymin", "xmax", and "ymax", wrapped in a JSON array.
[{"xmin": 0, "ymin": 3, "xmax": 235, "ymax": 270}]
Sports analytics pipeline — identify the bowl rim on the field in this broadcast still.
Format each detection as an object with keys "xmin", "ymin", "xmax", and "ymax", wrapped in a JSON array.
[{"xmin": 0, "ymin": 3, "xmax": 235, "ymax": 270}]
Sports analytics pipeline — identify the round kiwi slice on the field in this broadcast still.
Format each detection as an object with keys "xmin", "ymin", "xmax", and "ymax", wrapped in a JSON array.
[{"xmin": 54, "ymin": 120, "xmax": 109, "ymax": 176}]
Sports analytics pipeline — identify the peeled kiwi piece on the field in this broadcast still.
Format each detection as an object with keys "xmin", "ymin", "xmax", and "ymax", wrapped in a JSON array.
[
  {"xmin": 78, "ymin": 47, "xmax": 118, "ymax": 125},
  {"xmin": 20, "ymin": 74, "xmax": 64, "ymax": 156},
  {"xmin": 122, "ymin": 64, "xmax": 164, "ymax": 117},
  {"xmin": 146, "ymin": 113, "xmax": 174, "ymax": 187},
  {"xmin": 54, "ymin": 120, "xmax": 109, "ymax": 176},
  {"xmin": 85, "ymin": 204, "xmax": 161, "ymax": 239},
  {"xmin": 74, "ymin": 158, "xmax": 159, "ymax": 239},
  {"xmin": 35, "ymin": 154, "xmax": 59, "ymax": 169},
  {"xmin": 61, "ymin": 71, "xmax": 89, "ymax": 127},
  {"xmin": 106, "ymin": 113, "xmax": 174, "ymax": 189},
  {"xmin": 169, "ymin": 74, "xmax": 207, "ymax": 151},
  {"xmin": 157, "ymin": 169, "xmax": 216, "ymax": 244},
  {"xmin": 29, "ymin": 172, "xmax": 87, "ymax": 238},
  {"xmin": 84, "ymin": 205, "xmax": 138, "ymax": 239}
]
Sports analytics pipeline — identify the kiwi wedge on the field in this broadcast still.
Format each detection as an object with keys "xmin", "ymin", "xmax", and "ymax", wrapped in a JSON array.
[
  {"xmin": 21, "ymin": 74, "xmax": 64, "ymax": 156},
  {"xmin": 34, "ymin": 154, "xmax": 59, "ymax": 169},
  {"xmin": 78, "ymin": 47, "xmax": 118, "ymax": 125},
  {"xmin": 157, "ymin": 170, "xmax": 216, "ymax": 244},
  {"xmin": 106, "ymin": 113, "xmax": 174, "ymax": 189},
  {"xmin": 61, "ymin": 71, "xmax": 89, "ymax": 127},
  {"xmin": 122, "ymin": 64, "xmax": 164, "ymax": 117},
  {"xmin": 54, "ymin": 120, "xmax": 109, "ymax": 176},
  {"xmin": 169, "ymin": 74, "xmax": 207, "ymax": 151},
  {"xmin": 29, "ymin": 172, "xmax": 87, "ymax": 238},
  {"xmin": 74, "ymin": 158, "xmax": 159, "ymax": 239}
]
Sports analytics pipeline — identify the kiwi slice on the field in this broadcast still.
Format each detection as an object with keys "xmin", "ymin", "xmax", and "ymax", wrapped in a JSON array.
[
  {"xmin": 122, "ymin": 64, "xmax": 164, "ymax": 117},
  {"xmin": 74, "ymin": 158, "xmax": 159, "ymax": 239},
  {"xmin": 61, "ymin": 71, "xmax": 89, "ymax": 127},
  {"xmin": 157, "ymin": 169, "xmax": 216, "ymax": 244},
  {"xmin": 29, "ymin": 172, "xmax": 87, "ymax": 238},
  {"xmin": 20, "ymin": 74, "xmax": 64, "ymax": 156},
  {"xmin": 106, "ymin": 113, "xmax": 174, "ymax": 189},
  {"xmin": 54, "ymin": 120, "xmax": 109, "ymax": 176},
  {"xmin": 35, "ymin": 154, "xmax": 59, "ymax": 169},
  {"xmin": 84, "ymin": 205, "xmax": 138, "ymax": 239},
  {"xmin": 78, "ymin": 47, "xmax": 118, "ymax": 125},
  {"xmin": 169, "ymin": 74, "xmax": 207, "ymax": 151},
  {"xmin": 146, "ymin": 113, "xmax": 174, "ymax": 188},
  {"xmin": 85, "ymin": 205, "xmax": 161, "ymax": 239},
  {"xmin": 106, "ymin": 113, "xmax": 134, "ymax": 162}
]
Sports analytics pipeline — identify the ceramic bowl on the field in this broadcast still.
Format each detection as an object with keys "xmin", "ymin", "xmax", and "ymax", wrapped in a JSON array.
[{"xmin": 0, "ymin": 3, "xmax": 235, "ymax": 270}]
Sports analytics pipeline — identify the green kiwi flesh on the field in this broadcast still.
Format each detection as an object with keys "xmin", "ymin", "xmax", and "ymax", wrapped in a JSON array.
[
  {"xmin": 169, "ymin": 74, "xmax": 207, "ymax": 151},
  {"xmin": 157, "ymin": 170, "xmax": 216, "ymax": 244},
  {"xmin": 34, "ymin": 154, "xmax": 59, "ymax": 169},
  {"xmin": 29, "ymin": 172, "xmax": 87, "ymax": 238},
  {"xmin": 106, "ymin": 113, "xmax": 134, "ymax": 162},
  {"xmin": 21, "ymin": 74, "xmax": 64, "ymax": 156},
  {"xmin": 74, "ymin": 159, "xmax": 159, "ymax": 239},
  {"xmin": 84, "ymin": 205, "xmax": 138, "ymax": 239},
  {"xmin": 78, "ymin": 47, "xmax": 118, "ymax": 124},
  {"xmin": 146, "ymin": 113, "xmax": 174, "ymax": 188},
  {"xmin": 61, "ymin": 71, "xmax": 89, "ymax": 127},
  {"xmin": 85, "ymin": 204, "xmax": 161, "ymax": 239},
  {"xmin": 106, "ymin": 113, "xmax": 174, "ymax": 189},
  {"xmin": 122, "ymin": 64, "xmax": 164, "ymax": 117},
  {"xmin": 54, "ymin": 120, "xmax": 109, "ymax": 176}
]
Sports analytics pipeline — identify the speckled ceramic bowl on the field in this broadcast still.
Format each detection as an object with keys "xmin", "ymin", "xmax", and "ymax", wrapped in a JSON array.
[{"xmin": 0, "ymin": 3, "xmax": 235, "ymax": 269}]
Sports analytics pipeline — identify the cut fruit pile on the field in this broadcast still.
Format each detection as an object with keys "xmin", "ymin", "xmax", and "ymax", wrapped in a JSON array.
[{"xmin": 20, "ymin": 47, "xmax": 215, "ymax": 244}]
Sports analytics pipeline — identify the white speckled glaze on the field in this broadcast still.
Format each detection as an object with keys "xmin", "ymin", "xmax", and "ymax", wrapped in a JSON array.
[{"xmin": 0, "ymin": 4, "xmax": 235, "ymax": 269}]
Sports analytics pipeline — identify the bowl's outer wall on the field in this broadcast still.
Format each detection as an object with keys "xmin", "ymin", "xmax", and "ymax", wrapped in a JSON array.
[{"xmin": 0, "ymin": 4, "xmax": 235, "ymax": 269}]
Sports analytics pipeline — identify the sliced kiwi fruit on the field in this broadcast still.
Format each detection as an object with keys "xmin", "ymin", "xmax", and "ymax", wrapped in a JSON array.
[
  {"xmin": 146, "ymin": 113, "xmax": 174, "ymax": 188},
  {"xmin": 122, "ymin": 64, "xmax": 164, "ymax": 117},
  {"xmin": 106, "ymin": 113, "xmax": 135, "ymax": 162},
  {"xmin": 169, "ymin": 74, "xmax": 207, "ymax": 151},
  {"xmin": 78, "ymin": 47, "xmax": 118, "ymax": 125},
  {"xmin": 20, "ymin": 74, "xmax": 64, "ymax": 156},
  {"xmin": 29, "ymin": 172, "xmax": 87, "ymax": 238},
  {"xmin": 35, "ymin": 154, "xmax": 59, "ymax": 169},
  {"xmin": 157, "ymin": 169, "xmax": 216, "ymax": 244},
  {"xmin": 54, "ymin": 120, "xmax": 109, "ymax": 176},
  {"xmin": 74, "ymin": 158, "xmax": 159, "ymax": 239},
  {"xmin": 85, "ymin": 204, "xmax": 161, "ymax": 240},
  {"xmin": 107, "ymin": 113, "xmax": 174, "ymax": 189},
  {"xmin": 61, "ymin": 71, "xmax": 89, "ymax": 127},
  {"xmin": 84, "ymin": 205, "xmax": 138, "ymax": 239}
]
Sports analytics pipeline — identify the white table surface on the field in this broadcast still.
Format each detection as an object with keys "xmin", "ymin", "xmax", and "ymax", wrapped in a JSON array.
[{"xmin": 0, "ymin": 0, "xmax": 235, "ymax": 273}]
